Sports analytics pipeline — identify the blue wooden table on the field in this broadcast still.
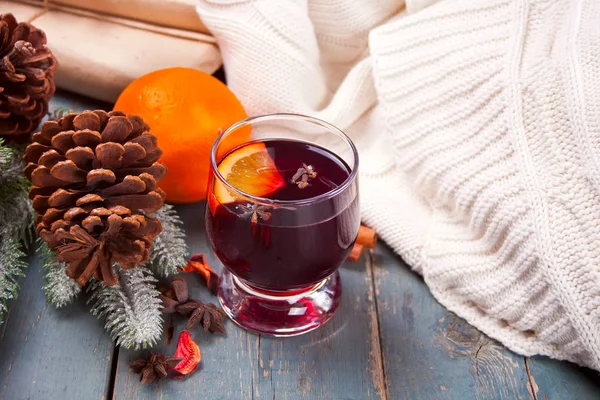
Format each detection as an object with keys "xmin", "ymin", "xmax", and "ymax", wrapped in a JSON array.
[{"xmin": 0, "ymin": 92, "xmax": 599, "ymax": 400}]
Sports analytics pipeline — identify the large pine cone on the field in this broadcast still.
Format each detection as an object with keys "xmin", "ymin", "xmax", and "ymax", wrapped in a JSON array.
[
  {"xmin": 0, "ymin": 13, "xmax": 57, "ymax": 137},
  {"xmin": 24, "ymin": 110, "xmax": 167, "ymax": 286}
]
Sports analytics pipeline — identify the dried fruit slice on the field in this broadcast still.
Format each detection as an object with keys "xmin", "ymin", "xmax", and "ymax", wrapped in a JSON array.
[
  {"xmin": 181, "ymin": 254, "xmax": 218, "ymax": 295},
  {"xmin": 214, "ymin": 142, "xmax": 284, "ymax": 205},
  {"xmin": 173, "ymin": 330, "xmax": 201, "ymax": 376}
]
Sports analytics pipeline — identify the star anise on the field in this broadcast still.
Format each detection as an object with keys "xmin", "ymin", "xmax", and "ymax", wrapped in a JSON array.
[
  {"xmin": 237, "ymin": 202, "xmax": 272, "ymax": 224},
  {"xmin": 159, "ymin": 276, "xmax": 227, "ymax": 334},
  {"xmin": 129, "ymin": 353, "xmax": 182, "ymax": 384},
  {"xmin": 178, "ymin": 299, "xmax": 227, "ymax": 334}
]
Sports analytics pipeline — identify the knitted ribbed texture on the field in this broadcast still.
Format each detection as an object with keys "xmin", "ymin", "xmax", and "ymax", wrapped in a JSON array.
[{"xmin": 196, "ymin": 0, "xmax": 600, "ymax": 370}]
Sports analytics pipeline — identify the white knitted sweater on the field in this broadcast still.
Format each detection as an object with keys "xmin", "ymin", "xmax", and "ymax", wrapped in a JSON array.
[{"xmin": 196, "ymin": 0, "xmax": 600, "ymax": 370}]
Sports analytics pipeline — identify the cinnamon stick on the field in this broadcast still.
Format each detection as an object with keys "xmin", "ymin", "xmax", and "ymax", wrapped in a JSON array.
[
  {"xmin": 356, "ymin": 225, "xmax": 377, "ymax": 249},
  {"xmin": 347, "ymin": 243, "xmax": 364, "ymax": 262}
]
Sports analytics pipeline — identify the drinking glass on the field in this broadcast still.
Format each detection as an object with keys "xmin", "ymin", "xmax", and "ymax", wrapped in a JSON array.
[{"xmin": 205, "ymin": 113, "xmax": 360, "ymax": 336}]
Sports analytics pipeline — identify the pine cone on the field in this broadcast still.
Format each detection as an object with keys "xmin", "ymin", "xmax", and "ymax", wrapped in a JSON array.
[
  {"xmin": 0, "ymin": 13, "xmax": 57, "ymax": 137},
  {"xmin": 24, "ymin": 110, "xmax": 167, "ymax": 286}
]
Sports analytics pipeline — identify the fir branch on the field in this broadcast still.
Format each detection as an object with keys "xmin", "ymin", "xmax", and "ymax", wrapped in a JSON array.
[
  {"xmin": 0, "ymin": 138, "xmax": 12, "ymax": 172},
  {"xmin": 38, "ymin": 240, "xmax": 81, "ymax": 307},
  {"xmin": 88, "ymin": 267, "xmax": 163, "ymax": 349},
  {"xmin": 0, "ymin": 142, "xmax": 34, "ymax": 248},
  {"xmin": 0, "ymin": 236, "xmax": 28, "ymax": 324},
  {"xmin": 0, "ymin": 140, "xmax": 33, "ymax": 324},
  {"xmin": 146, "ymin": 204, "xmax": 188, "ymax": 277},
  {"xmin": 0, "ymin": 177, "xmax": 34, "ymax": 247}
]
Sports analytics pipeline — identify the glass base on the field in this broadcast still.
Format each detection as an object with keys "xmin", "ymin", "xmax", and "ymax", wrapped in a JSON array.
[{"xmin": 218, "ymin": 270, "xmax": 342, "ymax": 337}]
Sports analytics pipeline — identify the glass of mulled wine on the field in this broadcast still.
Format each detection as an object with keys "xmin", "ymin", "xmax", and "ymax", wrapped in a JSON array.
[{"xmin": 205, "ymin": 113, "xmax": 360, "ymax": 336}]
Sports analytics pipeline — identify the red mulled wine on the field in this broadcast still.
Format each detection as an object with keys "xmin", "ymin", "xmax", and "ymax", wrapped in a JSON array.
[{"xmin": 206, "ymin": 139, "xmax": 360, "ymax": 292}]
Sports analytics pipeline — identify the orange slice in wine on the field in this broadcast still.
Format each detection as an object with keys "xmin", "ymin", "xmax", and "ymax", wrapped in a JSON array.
[{"xmin": 213, "ymin": 142, "xmax": 285, "ymax": 207}]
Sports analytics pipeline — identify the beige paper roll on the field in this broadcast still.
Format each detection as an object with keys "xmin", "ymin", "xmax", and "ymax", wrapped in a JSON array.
[
  {"xmin": 17, "ymin": 0, "xmax": 210, "ymax": 34},
  {"xmin": 0, "ymin": 0, "xmax": 221, "ymax": 102}
]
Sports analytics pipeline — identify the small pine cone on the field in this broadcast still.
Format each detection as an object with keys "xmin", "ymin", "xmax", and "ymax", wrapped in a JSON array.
[
  {"xmin": 0, "ymin": 13, "xmax": 57, "ymax": 137},
  {"xmin": 24, "ymin": 110, "xmax": 167, "ymax": 286}
]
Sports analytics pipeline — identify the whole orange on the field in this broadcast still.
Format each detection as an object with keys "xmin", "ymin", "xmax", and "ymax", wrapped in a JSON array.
[{"xmin": 114, "ymin": 67, "xmax": 248, "ymax": 203}]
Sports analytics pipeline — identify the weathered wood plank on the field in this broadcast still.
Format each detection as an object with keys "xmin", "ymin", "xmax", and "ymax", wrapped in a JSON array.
[
  {"xmin": 250, "ymin": 256, "xmax": 385, "ymax": 400},
  {"xmin": 114, "ymin": 203, "xmax": 386, "ymax": 400},
  {"xmin": 372, "ymin": 243, "xmax": 533, "ymax": 400},
  {"xmin": 525, "ymin": 356, "xmax": 600, "ymax": 400},
  {"xmin": 0, "ymin": 253, "xmax": 115, "ymax": 400},
  {"xmin": 0, "ymin": 91, "xmax": 115, "ymax": 400}
]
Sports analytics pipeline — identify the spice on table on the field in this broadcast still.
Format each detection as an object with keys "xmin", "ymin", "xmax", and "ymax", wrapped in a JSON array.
[
  {"xmin": 160, "ymin": 275, "xmax": 227, "ymax": 334},
  {"xmin": 129, "ymin": 353, "xmax": 182, "ymax": 384},
  {"xmin": 165, "ymin": 314, "xmax": 175, "ymax": 346},
  {"xmin": 159, "ymin": 276, "xmax": 188, "ymax": 313},
  {"xmin": 180, "ymin": 300, "xmax": 227, "ymax": 334},
  {"xmin": 181, "ymin": 254, "xmax": 219, "ymax": 295},
  {"xmin": 356, "ymin": 225, "xmax": 377, "ymax": 249},
  {"xmin": 173, "ymin": 330, "xmax": 201, "ymax": 376},
  {"xmin": 170, "ymin": 276, "xmax": 189, "ymax": 303},
  {"xmin": 141, "ymin": 276, "xmax": 227, "ymax": 383},
  {"xmin": 347, "ymin": 225, "xmax": 378, "ymax": 262},
  {"xmin": 348, "ymin": 243, "xmax": 364, "ymax": 262}
]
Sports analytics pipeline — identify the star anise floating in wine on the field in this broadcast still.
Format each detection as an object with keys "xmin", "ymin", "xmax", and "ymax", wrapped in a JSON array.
[
  {"xmin": 237, "ymin": 202, "xmax": 273, "ymax": 224},
  {"xmin": 129, "ymin": 353, "xmax": 182, "ymax": 384}
]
